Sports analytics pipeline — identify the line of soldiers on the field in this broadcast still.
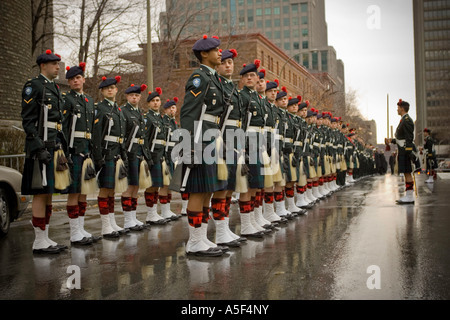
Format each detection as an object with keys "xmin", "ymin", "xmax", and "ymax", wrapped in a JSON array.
[
  {"xmin": 170, "ymin": 36, "xmax": 376, "ymax": 257},
  {"xmin": 22, "ymin": 50, "xmax": 182, "ymax": 254},
  {"xmin": 22, "ymin": 44, "xmax": 375, "ymax": 256}
]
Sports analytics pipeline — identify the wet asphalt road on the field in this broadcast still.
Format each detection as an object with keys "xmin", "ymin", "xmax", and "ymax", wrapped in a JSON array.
[{"xmin": 0, "ymin": 174, "xmax": 449, "ymax": 300}]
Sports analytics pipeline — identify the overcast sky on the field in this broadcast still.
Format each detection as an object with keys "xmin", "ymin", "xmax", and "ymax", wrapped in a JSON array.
[{"xmin": 325, "ymin": 0, "xmax": 415, "ymax": 143}]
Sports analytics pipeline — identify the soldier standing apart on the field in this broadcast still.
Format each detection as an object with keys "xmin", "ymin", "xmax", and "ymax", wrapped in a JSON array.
[
  {"xmin": 421, "ymin": 128, "xmax": 437, "ymax": 183},
  {"xmin": 177, "ymin": 35, "xmax": 228, "ymax": 256},
  {"xmin": 143, "ymin": 88, "xmax": 170, "ymax": 225},
  {"xmin": 386, "ymin": 99, "xmax": 416, "ymax": 204},
  {"xmin": 121, "ymin": 83, "xmax": 149, "ymax": 231},
  {"xmin": 22, "ymin": 50, "xmax": 69, "ymax": 253},
  {"xmin": 62, "ymin": 62, "xmax": 99, "ymax": 245},
  {"xmin": 93, "ymin": 76, "xmax": 129, "ymax": 238}
]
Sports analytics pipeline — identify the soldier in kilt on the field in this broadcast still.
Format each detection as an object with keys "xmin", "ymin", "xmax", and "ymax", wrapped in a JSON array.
[
  {"xmin": 21, "ymin": 50, "xmax": 69, "ymax": 254},
  {"xmin": 273, "ymin": 88, "xmax": 294, "ymax": 218},
  {"xmin": 93, "ymin": 76, "xmax": 129, "ymax": 238},
  {"xmin": 421, "ymin": 128, "xmax": 437, "ymax": 183},
  {"xmin": 386, "ymin": 99, "xmax": 417, "ymax": 204},
  {"xmin": 121, "ymin": 83, "xmax": 149, "ymax": 231},
  {"xmin": 285, "ymin": 96, "xmax": 305, "ymax": 214},
  {"xmin": 294, "ymin": 100, "xmax": 313, "ymax": 209},
  {"xmin": 237, "ymin": 60, "xmax": 268, "ymax": 238},
  {"xmin": 62, "ymin": 62, "xmax": 99, "ymax": 246},
  {"xmin": 210, "ymin": 48, "xmax": 245, "ymax": 247},
  {"xmin": 254, "ymin": 70, "xmax": 279, "ymax": 230},
  {"xmin": 261, "ymin": 80, "xmax": 285, "ymax": 224},
  {"xmin": 302, "ymin": 107, "xmax": 319, "ymax": 204},
  {"xmin": 173, "ymin": 35, "xmax": 229, "ymax": 256},
  {"xmin": 157, "ymin": 97, "xmax": 181, "ymax": 221},
  {"xmin": 142, "ymin": 88, "xmax": 171, "ymax": 225}
]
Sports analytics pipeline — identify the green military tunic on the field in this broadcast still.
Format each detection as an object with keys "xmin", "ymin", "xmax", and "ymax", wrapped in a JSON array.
[
  {"xmin": 92, "ymin": 99, "xmax": 127, "ymax": 189},
  {"xmin": 176, "ymin": 64, "xmax": 227, "ymax": 193},
  {"xmin": 240, "ymin": 86, "xmax": 265, "ymax": 189},
  {"xmin": 144, "ymin": 108, "xmax": 167, "ymax": 188},
  {"xmin": 21, "ymin": 74, "xmax": 67, "ymax": 195},
  {"xmin": 61, "ymin": 90, "xmax": 95, "ymax": 193},
  {"xmin": 122, "ymin": 102, "xmax": 150, "ymax": 186}
]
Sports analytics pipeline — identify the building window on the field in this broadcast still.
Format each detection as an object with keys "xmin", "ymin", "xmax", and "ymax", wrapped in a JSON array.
[
  {"xmin": 312, "ymin": 51, "xmax": 318, "ymax": 70},
  {"xmin": 256, "ymin": 8, "xmax": 263, "ymax": 16},
  {"xmin": 321, "ymin": 50, "xmax": 328, "ymax": 72},
  {"xmin": 301, "ymin": 16, "xmax": 308, "ymax": 24},
  {"xmin": 302, "ymin": 28, "xmax": 308, "ymax": 36},
  {"xmin": 302, "ymin": 53, "xmax": 309, "ymax": 68},
  {"xmin": 302, "ymin": 41, "xmax": 308, "ymax": 49},
  {"xmin": 293, "ymin": 42, "xmax": 300, "ymax": 49},
  {"xmin": 300, "ymin": 2, "xmax": 308, "ymax": 12}
]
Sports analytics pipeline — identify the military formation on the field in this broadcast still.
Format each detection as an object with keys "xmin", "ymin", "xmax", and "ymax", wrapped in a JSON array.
[{"xmin": 22, "ymin": 40, "xmax": 380, "ymax": 256}]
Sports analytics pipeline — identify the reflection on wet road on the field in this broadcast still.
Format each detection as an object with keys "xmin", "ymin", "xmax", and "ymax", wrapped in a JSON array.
[{"xmin": 0, "ymin": 174, "xmax": 449, "ymax": 300}]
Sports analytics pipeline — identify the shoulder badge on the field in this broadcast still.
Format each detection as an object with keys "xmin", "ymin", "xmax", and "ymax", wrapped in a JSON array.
[
  {"xmin": 24, "ymin": 86, "xmax": 32, "ymax": 96},
  {"xmin": 193, "ymin": 78, "xmax": 201, "ymax": 88}
]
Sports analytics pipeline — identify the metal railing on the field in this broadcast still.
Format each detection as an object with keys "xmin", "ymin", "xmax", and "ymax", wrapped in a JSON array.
[{"xmin": 0, "ymin": 154, "xmax": 25, "ymax": 172}]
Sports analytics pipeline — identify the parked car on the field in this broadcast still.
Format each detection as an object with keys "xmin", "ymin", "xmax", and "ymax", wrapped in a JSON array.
[{"xmin": 0, "ymin": 165, "xmax": 31, "ymax": 237}]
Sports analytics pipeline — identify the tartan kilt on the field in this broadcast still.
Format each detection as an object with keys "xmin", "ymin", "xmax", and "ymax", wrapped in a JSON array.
[
  {"xmin": 66, "ymin": 154, "xmax": 85, "ymax": 194},
  {"xmin": 98, "ymin": 158, "xmax": 117, "ymax": 189},
  {"xmin": 150, "ymin": 160, "xmax": 164, "ymax": 188},
  {"xmin": 397, "ymin": 151, "xmax": 412, "ymax": 174},
  {"xmin": 127, "ymin": 156, "xmax": 141, "ymax": 186},
  {"xmin": 21, "ymin": 149, "xmax": 59, "ymax": 195},
  {"xmin": 181, "ymin": 163, "xmax": 227, "ymax": 193},
  {"xmin": 247, "ymin": 157, "xmax": 264, "ymax": 189}
]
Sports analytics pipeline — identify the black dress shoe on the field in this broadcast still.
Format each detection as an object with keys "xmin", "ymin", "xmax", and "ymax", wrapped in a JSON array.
[
  {"xmin": 217, "ymin": 240, "xmax": 241, "ymax": 248},
  {"xmin": 89, "ymin": 235, "xmax": 103, "ymax": 242},
  {"xmin": 71, "ymin": 237, "xmax": 93, "ymax": 246},
  {"xmin": 242, "ymin": 231, "xmax": 264, "ymax": 238},
  {"xmin": 103, "ymin": 231, "xmax": 120, "ymax": 239},
  {"xmin": 33, "ymin": 246, "xmax": 61, "ymax": 254},
  {"xmin": 186, "ymin": 247, "xmax": 224, "ymax": 257},
  {"xmin": 54, "ymin": 244, "xmax": 68, "ymax": 250},
  {"xmin": 117, "ymin": 228, "xmax": 130, "ymax": 234},
  {"xmin": 127, "ymin": 225, "xmax": 144, "ymax": 231},
  {"xmin": 146, "ymin": 219, "xmax": 168, "ymax": 225}
]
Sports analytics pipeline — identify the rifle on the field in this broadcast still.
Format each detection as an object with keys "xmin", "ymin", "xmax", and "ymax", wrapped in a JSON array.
[
  {"xmin": 126, "ymin": 122, "xmax": 140, "ymax": 153},
  {"xmin": 218, "ymin": 83, "xmax": 236, "ymax": 135},
  {"xmin": 41, "ymin": 87, "xmax": 49, "ymax": 187}
]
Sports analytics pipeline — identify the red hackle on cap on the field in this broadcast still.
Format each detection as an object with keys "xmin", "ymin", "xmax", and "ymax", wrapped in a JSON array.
[
  {"xmin": 79, "ymin": 62, "xmax": 86, "ymax": 71},
  {"xmin": 274, "ymin": 79, "xmax": 279, "ymax": 85},
  {"xmin": 254, "ymin": 59, "xmax": 261, "ymax": 68},
  {"xmin": 212, "ymin": 36, "xmax": 219, "ymax": 39},
  {"xmin": 156, "ymin": 87, "xmax": 162, "ymax": 95},
  {"xmin": 281, "ymin": 86, "xmax": 287, "ymax": 92},
  {"xmin": 230, "ymin": 49, "xmax": 238, "ymax": 58},
  {"xmin": 260, "ymin": 69, "xmax": 266, "ymax": 76},
  {"xmin": 115, "ymin": 76, "xmax": 121, "ymax": 83},
  {"xmin": 140, "ymin": 84, "xmax": 147, "ymax": 92},
  {"xmin": 174, "ymin": 97, "xmax": 179, "ymax": 103}
]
